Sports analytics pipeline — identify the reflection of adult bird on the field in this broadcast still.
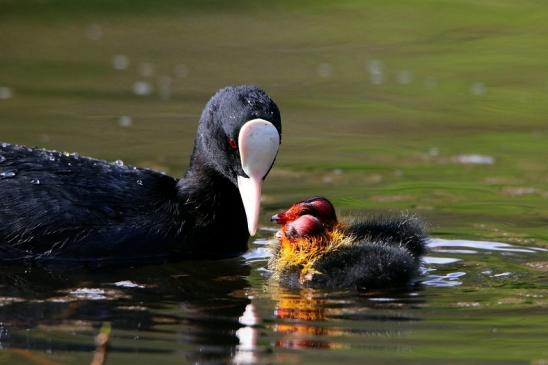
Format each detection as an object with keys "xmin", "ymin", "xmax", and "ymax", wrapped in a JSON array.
[
  {"xmin": 0, "ymin": 259, "xmax": 252, "ymax": 363},
  {"xmin": 0, "ymin": 85, "xmax": 281, "ymax": 262},
  {"xmin": 270, "ymin": 197, "xmax": 428, "ymax": 289}
]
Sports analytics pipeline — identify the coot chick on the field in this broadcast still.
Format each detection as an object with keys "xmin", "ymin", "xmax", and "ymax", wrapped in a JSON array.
[
  {"xmin": 268, "ymin": 197, "xmax": 427, "ymax": 290},
  {"xmin": 272, "ymin": 196, "xmax": 427, "ymax": 258},
  {"xmin": 0, "ymin": 85, "xmax": 281, "ymax": 263}
]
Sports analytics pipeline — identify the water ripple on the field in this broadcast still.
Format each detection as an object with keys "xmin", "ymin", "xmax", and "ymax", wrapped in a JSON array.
[
  {"xmin": 422, "ymin": 271, "xmax": 466, "ymax": 287},
  {"xmin": 427, "ymin": 238, "xmax": 546, "ymax": 253}
]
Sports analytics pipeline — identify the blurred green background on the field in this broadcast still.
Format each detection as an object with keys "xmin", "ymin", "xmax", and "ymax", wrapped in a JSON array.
[{"xmin": 1, "ymin": 0, "xmax": 547, "ymax": 245}]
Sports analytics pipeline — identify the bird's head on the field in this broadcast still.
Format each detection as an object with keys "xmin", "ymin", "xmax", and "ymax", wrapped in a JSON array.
[
  {"xmin": 271, "ymin": 196, "xmax": 337, "ymax": 230},
  {"xmin": 195, "ymin": 85, "xmax": 282, "ymax": 236}
]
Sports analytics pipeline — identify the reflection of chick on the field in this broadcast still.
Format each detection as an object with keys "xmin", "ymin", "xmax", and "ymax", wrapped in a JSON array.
[
  {"xmin": 269, "ymin": 197, "xmax": 427, "ymax": 290},
  {"xmin": 272, "ymin": 287, "xmax": 347, "ymax": 350}
]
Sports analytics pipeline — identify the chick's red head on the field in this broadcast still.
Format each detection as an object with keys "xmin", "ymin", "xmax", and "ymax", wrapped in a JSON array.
[{"xmin": 271, "ymin": 196, "xmax": 337, "ymax": 229}]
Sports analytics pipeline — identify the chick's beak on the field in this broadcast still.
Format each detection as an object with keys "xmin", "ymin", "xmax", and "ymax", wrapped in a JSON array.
[
  {"xmin": 237, "ymin": 119, "xmax": 280, "ymax": 236},
  {"xmin": 271, "ymin": 211, "xmax": 289, "ymax": 225}
]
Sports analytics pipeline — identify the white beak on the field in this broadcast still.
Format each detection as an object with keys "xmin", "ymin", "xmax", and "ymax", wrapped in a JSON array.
[{"xmin": 237, "ymin": 119, "xmax": 280, "ymax": 236}]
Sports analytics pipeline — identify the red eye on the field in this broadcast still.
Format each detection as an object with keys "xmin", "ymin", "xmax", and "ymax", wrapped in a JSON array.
[{"xmin": 228, "ymin": 137, "xmax": 238, "ymax": 150}]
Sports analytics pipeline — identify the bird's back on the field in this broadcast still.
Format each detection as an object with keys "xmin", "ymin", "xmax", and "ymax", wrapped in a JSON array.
[
  {"xmin": 0, "ymin": 143, "xmax": 181, "ymax": 261},
  {"xmin": 312, "ymin": 243, "xmax": 418, "ymax": 289},
  {"xmin": 345, "ymin": 214, "xmax": 428, "ymax": 258}
]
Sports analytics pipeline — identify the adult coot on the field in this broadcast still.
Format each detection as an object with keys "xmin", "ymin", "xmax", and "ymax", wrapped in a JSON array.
[
  {"xmin": 0, "ymin": 85, "xmax": 281, "ymax": 263},
  {"xmin": 268, "ymin": 197, "xmax": 427, "ymax": 290}
]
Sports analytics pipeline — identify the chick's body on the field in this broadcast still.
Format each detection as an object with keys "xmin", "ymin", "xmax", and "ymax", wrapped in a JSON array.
[{"xmin": 269, "ymin": 197, "xmax": 427, "ymax": 290}]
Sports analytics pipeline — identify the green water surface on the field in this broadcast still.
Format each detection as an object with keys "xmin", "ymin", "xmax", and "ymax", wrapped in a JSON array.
[{"xmin": 0, "ymin": 1, "xmax": 547, "ymax": 364}]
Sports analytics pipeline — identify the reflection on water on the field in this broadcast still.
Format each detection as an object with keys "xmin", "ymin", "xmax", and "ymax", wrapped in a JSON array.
[
  {"xmin": 234, "ymin": 304, "xmax": 260, "ymax": 363},
  {"xmin": 268, "ymin": 286, "xmax": 423, "ymax": 354},
  {"xmin": 422, "ymin": 238, "xmax": 548, "ymax": 288},
  {"xmin": 0, "ymin": 235, "xmax": 545, "ymax": 364},
  {"xmin": 2, "ymin": 0, "xmax": 548, "ymax": 363},
  {"xmin": 0, "ymin": 230, "xmax": 541, "ymax": 364},
  {"xmin": 0, "ymin": 260, "xmax": 252, "ymax": 364},
  {"xmin": 422, "ymin": 271, "xmax": 466, "ymax": 288},
  {"xmin": 273, "ymin": 289, "xmax": 337, "ymax": 350},
  {"xmin": 428, "ymin": 238, "xmax": 547, "ymax": 254},
  {"xmin": 237, "ymin": 234, "xmax": 548, "ymax": 363}
]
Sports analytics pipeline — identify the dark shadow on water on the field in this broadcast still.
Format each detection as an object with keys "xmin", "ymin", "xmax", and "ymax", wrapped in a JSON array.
[{"xmin": 0, "ymin": 259, "xmax": 251, "ymax": 363}]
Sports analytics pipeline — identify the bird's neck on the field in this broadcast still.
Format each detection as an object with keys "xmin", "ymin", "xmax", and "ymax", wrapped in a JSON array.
[
  {"xmin": 177, "ymin": 151, "xmax": 244, "ymax": 225},
  {"xmin": 174, "ymin": 157, "xmax": 249, "ymax": 258},
  {"xmin": 178, "ymin": 159, "xmax": 233, "ymax": 205}
]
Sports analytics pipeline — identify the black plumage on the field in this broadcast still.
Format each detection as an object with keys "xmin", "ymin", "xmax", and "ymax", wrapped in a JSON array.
[
  {"xmin": 345, "ymin": 214, "xmax": 427, "ymax": 259},
  {"xmin": 275, "ymin": 241, "xmax": 419, "ymax": 290},
  {"xmin": 0, "ymin": 85, "xmax": 282, "ymax": 263}
]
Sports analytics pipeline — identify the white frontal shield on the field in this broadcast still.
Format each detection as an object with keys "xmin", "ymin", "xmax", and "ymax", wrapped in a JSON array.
[{"xmin": 237, "ymin": 119, "xmax": 280, "ymax": 236}]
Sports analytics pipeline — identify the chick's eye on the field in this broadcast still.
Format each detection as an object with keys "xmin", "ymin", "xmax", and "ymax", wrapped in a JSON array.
[
  {"xmin": 227, "ymin": 137, "xmax": 238, "ymax": 150},
  {"xmin": 299, "ymin": 207, "xmax": 311, "ymax": 215}
]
